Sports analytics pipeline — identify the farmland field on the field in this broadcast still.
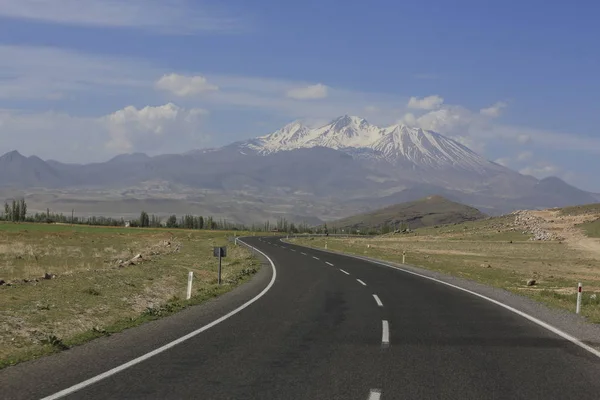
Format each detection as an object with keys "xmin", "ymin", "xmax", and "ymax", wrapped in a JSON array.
[{"xmin": 0, "ymin": 222, "xmax": 258, "ymax": 368}]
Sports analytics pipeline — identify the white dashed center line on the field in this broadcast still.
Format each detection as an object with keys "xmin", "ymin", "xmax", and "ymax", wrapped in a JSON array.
[
  {"xmin": 325, "ymin": 262, "xmax": 334, "ymax": 266},
  {"xmin": 313, "ymin": 256, "xmax": 320, "ymax": 260},
  {"xmin": 373, "ymin": 294, "xmax": 383, "ymax": 307},
  {"xmin": 382, "ymin": 320, "xmax": 390, "ymax": 347},
  {"xmin": 339, "ymin": 269, "xmax": 350, "ymax": 275},
  {"xmin": 368, "ymin": 389, "xmax": 382, "ymax": 400},
  {"xmin": 301, "ymin": 252, "xmax": 307, "ymax": 256},
  {"xmin": 356, "ymin": 279, "xmax": 367, "ymax": 286}
]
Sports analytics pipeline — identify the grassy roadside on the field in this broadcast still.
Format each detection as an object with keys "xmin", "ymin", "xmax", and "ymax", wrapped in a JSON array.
[
  {"xmin": 579, "ymin": 219, "xmax": 600, "ymax": 238},
  {"xmin": 290, "ymin": 217, "xmax": 600, "ymax": 323},
  {"xmin": 0, "ymin": 223, "xmax": 260, "ymax": 368}
]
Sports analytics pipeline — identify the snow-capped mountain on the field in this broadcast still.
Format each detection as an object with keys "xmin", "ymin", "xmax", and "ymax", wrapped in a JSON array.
[{"xmin": 244, "ymin": 115, "xmax": 499, "ymax": 173}]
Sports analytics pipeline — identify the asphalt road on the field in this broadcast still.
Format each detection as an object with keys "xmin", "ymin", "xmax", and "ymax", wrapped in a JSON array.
[{"xmin": 3, "ymin": 236, "xmax": 600, "ymax": 399}]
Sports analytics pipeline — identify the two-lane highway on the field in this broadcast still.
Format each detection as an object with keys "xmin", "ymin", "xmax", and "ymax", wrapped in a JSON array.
[{"xmin": 2, "ymin": 236, "xmax": 600, "ymax": 399}]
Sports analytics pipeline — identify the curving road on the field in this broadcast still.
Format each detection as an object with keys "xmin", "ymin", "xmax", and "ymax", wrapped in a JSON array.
[{"xmin": 2, "ymin": 236, "xmax": 600, "ymax": 399}]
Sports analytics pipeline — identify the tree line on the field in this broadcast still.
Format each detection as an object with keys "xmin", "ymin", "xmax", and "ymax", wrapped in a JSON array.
[
  {"xmin": 3, "ymin": 199, "xmax": 27, "ymax": 222},
  {"xmin": 0, "ymin": 198, "xmax": 333, "ymax": 233}
]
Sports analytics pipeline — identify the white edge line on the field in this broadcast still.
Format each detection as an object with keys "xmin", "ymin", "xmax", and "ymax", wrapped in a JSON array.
[
  {"xmin": 373, "ymin": 294, "xmax": 383, "ymax": 307},
  {"xmin": 357, "ymin": 279, "xmax": 367, "ymax": 286},
  {"xmin": 323, "ymin": 250, "xmax": 600, "ymax": 359},
  {"xmin": 325, "ymin": 262, "xmax": 334, "ymax": 266},
  {"xmin": 382, "ymin": 320, "xmax": 389, "ymax": 345},
  {"xmin": 339, "ymin": 269, "xmax": 350, "ymax": 275},
  {"xmin": 41, "ymin": 238, "xmax": 278, "ymax": 400},
  {"xmin": 368, "ymin": 389, "xmax": 382, "ymax": 400}
]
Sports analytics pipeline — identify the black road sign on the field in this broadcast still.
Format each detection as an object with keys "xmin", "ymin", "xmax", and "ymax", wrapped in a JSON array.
[{"xmin": 213, "ymin": 247, "xmax": 227, "ymax": 257}]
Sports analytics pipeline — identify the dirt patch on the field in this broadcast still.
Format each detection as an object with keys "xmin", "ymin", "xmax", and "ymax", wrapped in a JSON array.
[{"xmin": 525, "ymin": 210, "xmax": 600, "ymax": 260}]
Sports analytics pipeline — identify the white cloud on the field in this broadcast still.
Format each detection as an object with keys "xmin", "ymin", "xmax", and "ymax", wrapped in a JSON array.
[
  {"xmin": 286, "ymin": 84, "xmax": 329, "ymax": 100},
  {"xmin": 103, "ymin": 103, "xmax": 209, "ymax": 152},
  {"xmin": 519, "ymin": 163, "xmax": 560, "ymax": 178},
  {"xmin": 4, "ymin": 44, "xmax": 600, "ymax": 170},
  {"xmin": 402, "ymin": 105, "xmax": 480, "ymax": 136},
  {"xmin": 452, "ymin": 135, "xmax": 487, "ymax": 154},
  {"xmin": 517, "ymin": 151, "xmax": 533, "ymax": 161},
  {"xmin": 399, "ymin": 113, "xmax": 418, "ymax": 127},
  {"xmin": 480, "ymin": 101, "xmax": 508, "ymax": 117},
  {"xmin": 517, "ymin": 134, "xmax": 532, "ymax": 144},
  {"xmin": 407, "ymin": 95, "xmax": 444, "ymax": 110},
  {"xmin": 397, "ymin": 106, "xmax": 489, "ymax": 153},
  {"xmin": 0, "ymin": 0, "xmax": 246, "ymax": 34},
  {"xmin": 156, "ymin": 74, "xmax": 219, "ymax": 96},
  {"xmin": 0, "ymin": 103, "xmax": 209, "ymax": 161},
  {"xmin": 494, "ymin": 157, "xmax": 511, "ymax": 167}
]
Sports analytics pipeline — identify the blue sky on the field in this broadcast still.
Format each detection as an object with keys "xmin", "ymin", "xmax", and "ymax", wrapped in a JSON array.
[{"xmin": 0, "ymin": 0, "xmax": 599, "ymax": 191}]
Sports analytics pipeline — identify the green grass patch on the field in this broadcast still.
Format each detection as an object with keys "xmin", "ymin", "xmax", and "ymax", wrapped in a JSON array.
[
  {"xmin": 558, "ymin": 203, "xmax": 600, "ymax": 217},
  {"xmin": 578, "ymin": 218, "xmax": 600, "ymax": 238}
]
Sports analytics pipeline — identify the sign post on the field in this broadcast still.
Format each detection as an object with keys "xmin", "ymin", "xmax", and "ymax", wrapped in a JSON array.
[{"xmin": 213, "ymin": 246, "xmax": 227, "ymax": 285}]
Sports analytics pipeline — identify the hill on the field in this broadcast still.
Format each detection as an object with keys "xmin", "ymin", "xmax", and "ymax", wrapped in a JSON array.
[{"xmin": 325, "ymin": 195, "xmax": 487, "ymax": 232}]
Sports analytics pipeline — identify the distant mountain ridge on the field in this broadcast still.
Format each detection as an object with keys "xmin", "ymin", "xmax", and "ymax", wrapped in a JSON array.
[{"xmin": 0, "ymin": 115, "xmax": 597, "ymax": 224}]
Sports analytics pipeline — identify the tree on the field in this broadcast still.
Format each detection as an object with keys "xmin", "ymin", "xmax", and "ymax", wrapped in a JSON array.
[
  {"xmin": 139, "ymin": 211, "xmax": 149, "ymax": 228},
  {"xmin": 12, "ymin": 200, "xmax": 19, "ymax": 222},
  {"xmin": 166, "ymin": 215, "xmax": 178, "ymax": 228},
  {"xmin": 4, "ymin": 202, "xmax": 10, "ymax": 221},
  {"xmin": 19, "ymin": 198, "xmax": 27, "ymax": 222},
  {"xmin": 198, "ymin": 216, "xmax": 204, "ymax": 230}
]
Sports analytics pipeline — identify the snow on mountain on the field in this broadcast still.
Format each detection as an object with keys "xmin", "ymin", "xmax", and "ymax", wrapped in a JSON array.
[{"xmin": 244, "ymin": 115, "xmax": 498, "ymax": 173}]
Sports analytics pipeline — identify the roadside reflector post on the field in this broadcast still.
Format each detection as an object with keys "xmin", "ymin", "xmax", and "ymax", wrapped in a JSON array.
[
  {"xmin": 325, "ymin": 241, "xmax": 328, "ymax": 249},
  {"xmin": 576, "ymin": 282, "xmax": 582, "ymax": 314},
  {"xmin": 402, "ymin": 250, "xmax": 406, "ymax": 264},
  {"xmin": 186, "ymin": 271, "xmax": 193, "ymax": 300}
]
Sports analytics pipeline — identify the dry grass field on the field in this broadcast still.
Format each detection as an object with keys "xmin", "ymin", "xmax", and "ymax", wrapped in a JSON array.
[
  {"xmin": 292, "ymin": 207, "xmax": 600, "ymax": 323},
  {"xmin": 0, "ymin": 223, "xmax": 258, "ymax": 368}
]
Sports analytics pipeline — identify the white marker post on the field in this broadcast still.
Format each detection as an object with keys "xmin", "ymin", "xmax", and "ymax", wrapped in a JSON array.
[
  {"xmin": 402, "ymin": 250, "xmax": 406, "ymax": 264},
  {"xmin": 576, "ymin": 282, "xmax": 582, "ymax": 314},
  {"xmin": 325, "ymin": 241, "xmax": 328, "ymax": 249},
  {"xmin": 186, "ymin": 271, "xmax": 193, "ymax": 300}
]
